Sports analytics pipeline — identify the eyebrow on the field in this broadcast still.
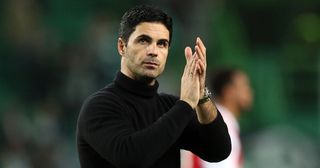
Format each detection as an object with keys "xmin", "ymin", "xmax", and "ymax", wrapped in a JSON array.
[
  {"xmin": 136, "ymin": 34, "xmax": 152, "ymax": 41},
  {"xmin": 136, "ymin": 34, "xmax": 169, "ymax": 44}
]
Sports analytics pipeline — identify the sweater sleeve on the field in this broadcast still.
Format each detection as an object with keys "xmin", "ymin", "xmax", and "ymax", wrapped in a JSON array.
[
  {"xmin": 179, "ymin": 108, "xmax": 232, "ymax": 162},
  {"xmin": 78, "ymin": 94, "xmax": 194, "ymax": 168}
]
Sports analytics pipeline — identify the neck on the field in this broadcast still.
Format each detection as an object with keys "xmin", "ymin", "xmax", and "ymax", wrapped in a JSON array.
[
  {"xmin": 120, "ymin": 69, "xmax": 156, "ymax": 86},
  {"xmin": 114, "ymin": 71, "xmax": 159, "ymax": 98}
]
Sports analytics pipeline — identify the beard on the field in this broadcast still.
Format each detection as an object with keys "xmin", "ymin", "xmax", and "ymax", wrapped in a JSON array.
[
  {"xmin": 136, "ymin": 65, "xmax": 164, "ymax": 82},
  {"xmin": 126, "ymin": 60, "xmax": 165, "ymax": 85}
]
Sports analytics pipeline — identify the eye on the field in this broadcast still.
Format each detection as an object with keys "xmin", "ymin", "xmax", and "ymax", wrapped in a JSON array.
[
  {"xmin": 157, "ymin": 41, "xmax": 168, "ymax": 48},
  {"xmin": 138, "ymin": 38, "xmax": 149, "ymax": 45}
]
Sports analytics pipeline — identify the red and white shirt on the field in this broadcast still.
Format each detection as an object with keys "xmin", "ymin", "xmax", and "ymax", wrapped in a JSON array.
[{"xmin": 181, "ymin": 104, "xmax": 243, "ymax": 168}]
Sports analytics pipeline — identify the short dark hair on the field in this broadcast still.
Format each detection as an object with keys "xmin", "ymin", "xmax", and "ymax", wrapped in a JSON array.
[
  {"xmin": 118, "ymin": 5, "xmax": 173, "ymax": 45},
  {"xmin": 209, "ymin": 68, "xmax": 240, "ymax": 98}
]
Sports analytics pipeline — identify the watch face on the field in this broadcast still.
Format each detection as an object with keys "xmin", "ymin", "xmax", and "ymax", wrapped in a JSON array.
[{"xmin": 205, "ymin": 87, "xmax": 211, "ymax": 97}]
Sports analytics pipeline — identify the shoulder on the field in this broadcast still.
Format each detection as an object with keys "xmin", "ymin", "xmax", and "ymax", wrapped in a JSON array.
[
  {"xmin": 79, "ymin": 84, "xmax": 125, "ymax": 119},
  {"xmin": 77, "ymin": 84, "xmax": 128, "ymax": 136},
  {"xmin": 85, "ymin": 84, "xmax": 120, "ymax": 105}
]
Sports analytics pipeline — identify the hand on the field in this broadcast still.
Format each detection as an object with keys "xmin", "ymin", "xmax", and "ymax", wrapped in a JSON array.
[
  {"xmin": 192, "ymin": 37, "xmax": 218, "ymax": 124},
  {"xmin": 194, "ymin": 37, "xmax": 207, "ymax": 98},
  {"xmin": 180, "ymin": 47, "xmax": 200, "ymax": 108}
]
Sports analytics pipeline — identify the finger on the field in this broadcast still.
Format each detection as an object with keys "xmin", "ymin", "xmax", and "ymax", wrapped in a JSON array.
[
  {"xmin": 183, "ymin": 50, "xmax": 193, "ymax": 76},
  {"xmin": 191, "ymin": 57, "xmax": 199, "ymax": 75},
  {"xmin": 195, "ymin": 46, "xmax": 204, "ymax": 63},
  {"xmin": 189, "ymin": 57, "xmax": 197, "ymax": 78},
  {"xmin": 196, "ymin": 37, "xmax": 206, "ymax": 59},
  {"xmin": 185, "ymin": 56, "xmax": 193, "ymax": 76},
  {"xmin": 195, "ymin": 46, "xmax": 207, "ymax": 73},
  {"xmin": 184, "ymin": 47, "xmax": 193, "ymax": 62},
  {"xmin": 193, "ymin": 51, "xmax": 197, "ymax": 58},
  {"xmin": 192, "ymin": 52, "xmax": 201, "ymax": 74},
  {"xmin": 193, "ymin": 56, "xmax": 202, "ymax": 75},
  {"xmin": 197, "ymin": 59, "xmax": 205, "ymax": 75},
  {"xmin": 196, "ymin": 63, "xmax": 202, "ymax": 75}
]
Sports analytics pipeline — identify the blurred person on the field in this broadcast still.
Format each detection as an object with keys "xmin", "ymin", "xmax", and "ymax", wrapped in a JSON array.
[
  {"xmin": 184, "ymin": 68, "xmax": 253, "ymax": 168},
  {"xmin": 205, "ymin": 68, "xmax": 253, "ymax": 168},
  {"xmin": 76, "ymin": 5, "xmax": 231, "ymax": 168},
  {"xmin": 192, "ymin": 68, "xmax": 253, "ymax": 168}
]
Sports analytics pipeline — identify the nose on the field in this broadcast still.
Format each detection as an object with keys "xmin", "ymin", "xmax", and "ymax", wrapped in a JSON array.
[{"xmin": 146, "ymin": 43, "xmax": 158, "ymax": 57}]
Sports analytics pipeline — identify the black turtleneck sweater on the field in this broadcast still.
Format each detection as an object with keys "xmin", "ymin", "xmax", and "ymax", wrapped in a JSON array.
[{"xmin": 76, "ymin": 72, "xmax": 231, "ymax": 168}]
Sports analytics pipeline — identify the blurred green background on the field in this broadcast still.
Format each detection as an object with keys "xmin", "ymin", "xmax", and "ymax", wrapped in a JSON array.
[{"xmin": 0, "ymin": 0, "xmax": 319, "ymax": 167}]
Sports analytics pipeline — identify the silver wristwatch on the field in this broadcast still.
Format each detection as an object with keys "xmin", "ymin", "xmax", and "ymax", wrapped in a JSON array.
[{"xmin": 198, "ymin": 87, "xmax": 212, "ymax": 105}]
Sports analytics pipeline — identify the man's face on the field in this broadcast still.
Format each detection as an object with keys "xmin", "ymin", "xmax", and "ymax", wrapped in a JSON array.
[
  {"xmin": 231, "ymin": 72, "xmax": 253, "ymax": 112},
  {"xmin": 119, "ymin": 22, "xmax": 170, "ymax": 84}
]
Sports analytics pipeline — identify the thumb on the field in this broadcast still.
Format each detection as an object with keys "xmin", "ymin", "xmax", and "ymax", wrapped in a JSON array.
[{"xmin": 184, "ymin": 47, "xmax": 193, "ymax": 62}]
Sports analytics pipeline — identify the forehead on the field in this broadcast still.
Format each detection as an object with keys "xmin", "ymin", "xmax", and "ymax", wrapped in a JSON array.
[
  {"xmin": 129, "ymin": 22, "xmax": 169, "ymax": 41},
  {"xmin": 233, "ymin": 72, "xmax": 249, "ymax": 84}
]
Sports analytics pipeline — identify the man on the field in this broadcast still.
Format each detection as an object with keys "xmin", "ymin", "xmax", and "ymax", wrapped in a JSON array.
[
  {"xmin": 76, "ymin": 5, "xmax": 231, "ymax": 168},
  {"xmin": 200, "ymin": 68, "xmax": 253, "ymax": 168}
]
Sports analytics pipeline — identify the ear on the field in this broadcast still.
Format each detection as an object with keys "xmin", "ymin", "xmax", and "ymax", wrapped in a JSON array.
[{"xmin": 117, "ymin": 38, "xmax": 126, "ymax": 57}]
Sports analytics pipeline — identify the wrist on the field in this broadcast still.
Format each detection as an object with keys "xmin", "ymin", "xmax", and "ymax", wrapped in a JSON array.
[
  {"xmin": 198, "ymin": 87, "xmax": 212, "ymax": 105},
  {"xmin": 180, "ymin": 98, "xmax": 196, "ymax": 109}
]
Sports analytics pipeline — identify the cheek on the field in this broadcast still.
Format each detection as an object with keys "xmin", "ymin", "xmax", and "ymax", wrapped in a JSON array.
[
  {"xmin": 160, "ymin": 50, "xmax": 168, "ymax": 62},
  {"xmin": 239, "ymin": 89, "xmax": 253, "ymax": 105},
  {"xmin": 127, "ymin": 48, "xmax": 144, "ymax": 62}
]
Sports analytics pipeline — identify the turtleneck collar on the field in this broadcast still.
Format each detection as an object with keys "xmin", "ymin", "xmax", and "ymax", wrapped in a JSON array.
[{"xmin": 114, "ymin": 71, "xmax": 159, "ymax": 98}]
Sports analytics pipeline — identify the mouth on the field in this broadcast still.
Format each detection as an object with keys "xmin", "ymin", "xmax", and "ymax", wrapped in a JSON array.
[{"xmin": 143, "ymin": 61, "xmax": 159, "ymax": 68}]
